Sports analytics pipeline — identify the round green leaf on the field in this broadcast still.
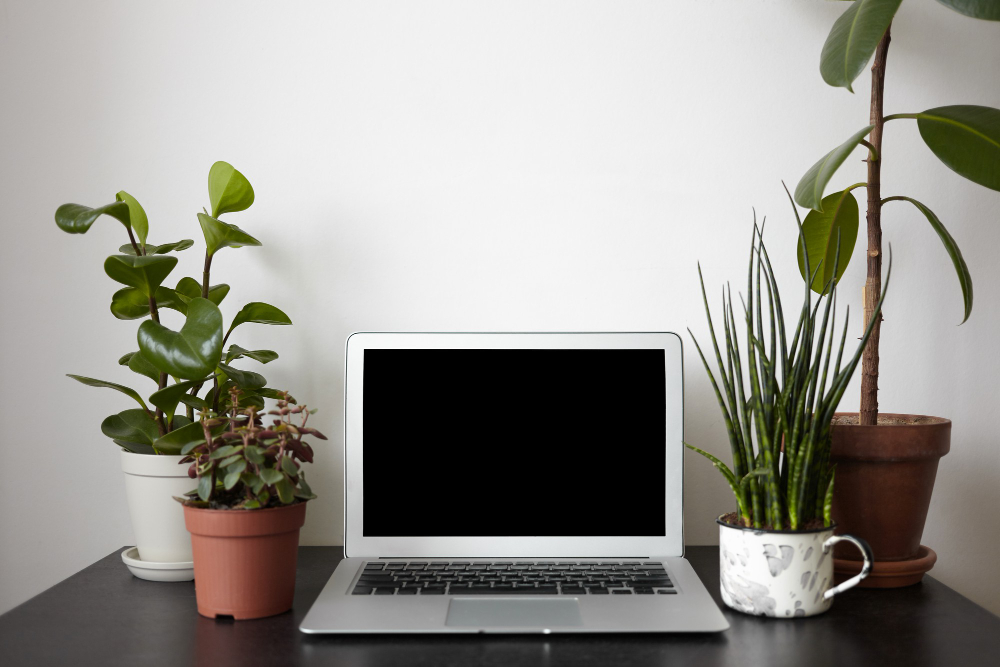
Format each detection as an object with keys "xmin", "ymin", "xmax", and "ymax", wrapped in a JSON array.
[
  {"xmin": 55, "ymin": 201, "xmax": 130, "ymax": 235},
  {"xmin": 128, "ymin": 350, "xmax": 161, "ymax": 383},
  {"xmin": 110, "ymin": 286, "xmax": 186, "ymax": 320},
  {"xmin": 225, "ymin": 344, "xmax": 278, "ymax": 364},
  {"xmin": 820, "ymin": 0, "xmax": 902, "ymax": 92},
  {"xmin": 227, "ymin": 302, "xmax": 292, "ymax": 338},
  {"xmin": 118, "ymin": 239, "xmax": 194, "ymax": 255},
  {"xmin": 149, "ymin": 378, "xmax": 207, "ymax": 422},
  {"xmin": 153, "ymin": 418, "xmax": 227, "ymax": 456},
  {"xmin": 104, "ymin": 254, "xmax": 178, "ymax": 298},
  {"xmin": 915, "ymin": 105, "xmax": 1000, "ymax": 192},
  {"xmin": 217, "ymin": 363, "xmax": 267, "ymax": 390},
  {"xmin": 174, "ymin": 276, "xmax": 230, "ymax": 306},
  {"xmin": 936, "ymin": 0, "xmax": 1000, "ymax": 20},
  {"xmin": 138, "ymin": 298, "xmax": 224, "ymax": 379},
  {"xmin": 68, "ymin": 374, "xmax": 149, "ymax": 411},
  {"xmin": 208, "ymin": 161, "xmax": 255, "ymax": 218},
  {"xmin": 101, "ymin": 409, "xmax": 159, "ymax": 446},
  {"xmin": 797, "ymin": 189, "xmax": 860, "ymax": 294},
  {"xmin": 794, "ymin": 125, "xmax": 874, "ymax": 211},
  {"xmin": 198, "ymin": 212, "xmax": 261, "ymax": 257},
  {"xmin": 115, "ymin": 191, "xmax": 149, "ymax": 247}
]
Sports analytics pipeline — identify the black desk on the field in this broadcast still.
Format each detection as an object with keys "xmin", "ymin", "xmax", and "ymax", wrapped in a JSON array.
[{"xmin": 2, "ymin": 546, "xmax": 998, "ymax": 666}]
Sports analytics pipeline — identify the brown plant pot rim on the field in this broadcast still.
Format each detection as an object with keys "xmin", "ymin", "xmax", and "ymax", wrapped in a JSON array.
[
  {"xmin": 716, "ymin": 516, "xmax": 836, "ymax": 536},
  {"xmin": 831, "ymin": 412, "xmax": 951, "ymax": 461},
  {"xmin": 183, "ymin": 502, "xmax": 307, "ymax": 538}
]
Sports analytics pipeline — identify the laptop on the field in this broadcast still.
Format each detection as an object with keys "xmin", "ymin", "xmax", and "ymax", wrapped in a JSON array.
[{"xmin": 300, "ymin": 332, "xmax": 729, "ymax": 633}]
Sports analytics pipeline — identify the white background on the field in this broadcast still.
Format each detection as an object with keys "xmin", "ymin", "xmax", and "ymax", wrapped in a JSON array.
[{"xmin": 2, "ymin": 0, "xmax": 999, "ymax": 616}]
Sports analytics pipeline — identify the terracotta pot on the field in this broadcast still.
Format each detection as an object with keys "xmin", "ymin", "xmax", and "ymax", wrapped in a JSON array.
[
  {"xmin": 183, "ymin": 502, "xmax": 307, "ymax": 620},
  {"xmin": 830, "ymin": 413, "xmax": 950, "ymax": 565}
]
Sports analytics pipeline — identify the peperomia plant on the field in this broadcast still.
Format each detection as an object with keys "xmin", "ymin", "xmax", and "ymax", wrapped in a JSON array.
[
  {"xmin": 792, "ymin": 0, "xmax": 999, "ymax": 425},
  {"xmin": 687, "ymin": 198, "xmax": 889, "ymax": 529},
  {"xmin": 56, "ymin": 162, "xmax": 293, "ymax": 455},
  {"xmin": 178, "ymin": 388, "xmax": 325, "ymax": 509}
]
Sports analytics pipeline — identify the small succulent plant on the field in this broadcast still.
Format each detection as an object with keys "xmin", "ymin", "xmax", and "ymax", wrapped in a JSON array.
[{"xmin": 178, "ymin": 389, "xmax": 326, "ymax": 509}]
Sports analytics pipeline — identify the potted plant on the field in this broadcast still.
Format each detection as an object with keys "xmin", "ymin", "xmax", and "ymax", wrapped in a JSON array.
[
  {"xmin": 55, "ymin": 162, "xmax": 293, "ymax": 579},
  {"xmin": 791, "ymin": 1, "xmax": 999, "ymax": 586},
  {"xmin": 687, "ymin": 203, "xmax": 887, "ymax": 617},
  {"xmin": 178, "ymin": 388, "xmax": 324, "ymax": 620}
]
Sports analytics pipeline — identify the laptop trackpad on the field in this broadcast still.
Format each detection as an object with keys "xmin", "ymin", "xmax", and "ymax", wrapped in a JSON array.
[{"xmin": 445, "ymin": 599, "xmax": 583, "ymax": 628}]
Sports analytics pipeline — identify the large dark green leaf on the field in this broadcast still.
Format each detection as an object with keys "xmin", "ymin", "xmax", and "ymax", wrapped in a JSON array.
[
  {"xmin": 914, "ymin": 105, "xmax": 1000, "ymax": 191},
  {"xmin": 198, "ymin": 213, "xmax": 261, "ymax": 257},
  {"xmin": 795, "ymin": 125, "xmax": 874, "ymax": 211},
  {"xmin": 138, "ymin": 298, "xmax": 224, "ymax": 379},
  {"xmin": 101, "ymin": 409, "xmax": 159, "ymax": 447},
  {"xmin": 149, "ymin": 379, "xmax": 207, "ymax": 422},
  {"xmin": 153, "ymin": 419, "xmax": 227, "ymax": 456},
  {"xmin": 820, "ymin": 0, "xmax": 902, "ymax": 92},
  {"xmin": 217, "ymin": 363, "xmax": 267, "ymax": 390},
  {"xmin": 110, "ymin": 286, "xmax": 186, "ymax": 320},
  {"xmin": 121, "ymin": 350, "xmax": 161, "ymax": 383},
  {"xmin": 936, "ymin": 0, "xmax": 1000, "ymax": 20},
  {"xmin": 797, "ymin": 189, "xmax": 860, "ymax": 294},
  {"xmin": 104, "ymin": 255, "xmax": 178, "ymax": 298},
  {"xmin": 118, "ymin": 239, "xmax": 194, "ymax": 255},
  {"xmin": 208, "ymin": 161, "xmax": 255, "ymax": 218},
  {"xmin": 884, "ymin": 196, "xmax": 973, "ymax": 322},
  {"xmin": 55, "ymin": 201, "xmax": 130, "ymax": 234},
  {"xmin": 115, "ymin": 191, "xmax": 149, "ymax": 247},
  {"xmin": 68, "ymin": 374, "xmax": 149, "ymax": 411},
  {"xmin": 226, "ymin": 302, "xmax": 292, "ymax": 338},
  {"xmin": 174, "ymin": 276, "xmax": 230, "ymax": 306},
  {"xmin": 225, "ymin": 344, "xmax": 278, "ymax": 364},
  {"xmin": 113, "ymin": 439, "xmax": 156, "ymax": 455}
]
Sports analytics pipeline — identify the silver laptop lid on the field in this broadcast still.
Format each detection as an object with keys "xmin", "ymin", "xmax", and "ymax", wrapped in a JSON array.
[{"xmin": 343, "ymin": 332, "xmax": 684, "ymax": 558}]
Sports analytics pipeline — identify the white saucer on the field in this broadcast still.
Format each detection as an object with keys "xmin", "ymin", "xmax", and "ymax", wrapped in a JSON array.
[{"xmin": 121, "ymin": 547, "xmax": 194, "ymax": 582}]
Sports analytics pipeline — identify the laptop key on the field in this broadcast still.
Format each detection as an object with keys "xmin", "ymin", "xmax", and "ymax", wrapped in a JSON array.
[
  {"xmin": 611, "ymin": 589, "xmax": 633, "ymax": 595},
  {"xmin": 657, "ymin": 589, "xmax": 678, "ymax": 594},
  {"xmin": 562, "ymin": 587, "xmax": 586, "ymax": 594},
  {"xmin": 396, "ymin": 588, "xmax": 418, "ymax": 595},
  {"xmin": 588, "ymin": 588, "xmax": 609, "ymax": 594},
  {"xmin": 421, "ymin": 589, "xmax": 445, "ymax": 595},
  {"xmin": 373, "ymin": 588, "xmax": 396, "ymax": 595},
  {"xmin": 351, "ymin": 587, "xmax": 373, "ymax": 595},
  {"xmin": 364, "ymin": 563, "xmax": 385, "ymax": 570}
]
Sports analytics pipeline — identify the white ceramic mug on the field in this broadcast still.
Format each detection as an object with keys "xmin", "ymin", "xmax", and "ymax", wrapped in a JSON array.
[{"xmin": 718, "ymin": 516, "xmax": 872, "ymax": 618}]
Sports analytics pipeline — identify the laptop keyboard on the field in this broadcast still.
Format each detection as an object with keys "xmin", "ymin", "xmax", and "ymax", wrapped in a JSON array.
[{"xmin": 351, "ymin": 561, "xmax": 677, "ymax": 596}]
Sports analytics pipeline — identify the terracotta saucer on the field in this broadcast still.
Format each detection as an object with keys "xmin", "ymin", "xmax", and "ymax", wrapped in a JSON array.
[{"xmin": 834, "ymin": 545, "xmax": 937, "ymax": 588}]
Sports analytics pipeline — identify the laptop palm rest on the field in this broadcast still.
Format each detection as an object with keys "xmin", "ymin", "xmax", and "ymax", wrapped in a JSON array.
[{"xmin": 445, "ymin": 599, "xmax": 583, "ymax": 628}]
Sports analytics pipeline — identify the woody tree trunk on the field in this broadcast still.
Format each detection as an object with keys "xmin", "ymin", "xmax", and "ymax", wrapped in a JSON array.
[{"xmin": 860, "ymin": 26, "xmax": 891, "ymax": 426}]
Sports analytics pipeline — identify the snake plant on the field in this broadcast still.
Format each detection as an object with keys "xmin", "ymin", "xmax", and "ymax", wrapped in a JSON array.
[
  {"xmin": 687, "ymin": 195, "xmax": 890, "ymax": 530},
  {"xmin": 56, "ymin": 162, "xmax": 293, "ymax": 456}
]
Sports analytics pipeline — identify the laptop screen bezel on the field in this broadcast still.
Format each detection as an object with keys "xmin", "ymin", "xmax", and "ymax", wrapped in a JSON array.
[{"xmin": 342, "ymin": 332, "xmax": 684, "ymax": 558}]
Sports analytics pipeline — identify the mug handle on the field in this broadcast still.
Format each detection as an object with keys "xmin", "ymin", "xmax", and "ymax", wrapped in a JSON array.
[{"xmin": 821, "ymin": 534, "xmax": 873, "ymax": 601}]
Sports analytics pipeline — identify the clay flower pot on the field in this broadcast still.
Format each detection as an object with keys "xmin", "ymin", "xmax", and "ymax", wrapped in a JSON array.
[
  {"xmin": 718, "ymin": 517, "xmax": 872, "ymax": 618},
  {"xmin": 184, "ymin": 502, "xmax": 307, "ymax": 619},
  {"xmin": 830, "ymin": 413, "xmax": 950, "ymax": 587}
]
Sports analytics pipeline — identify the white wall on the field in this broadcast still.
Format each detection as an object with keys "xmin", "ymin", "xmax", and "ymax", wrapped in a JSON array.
[{"xmin": 2, "ymin": 0, "xmax": 999, "ymax": 616}]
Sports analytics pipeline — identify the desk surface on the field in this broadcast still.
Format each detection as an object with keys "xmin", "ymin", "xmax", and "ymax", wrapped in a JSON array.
[{"xmin": 2, "ymin": 546, "xmax": 998, "ymax": 666}]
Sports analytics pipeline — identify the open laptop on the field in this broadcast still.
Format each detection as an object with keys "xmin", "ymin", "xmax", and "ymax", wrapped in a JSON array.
[{"xmin": 300, "ymin": 332, "xmax": 729, "ymax": 633}]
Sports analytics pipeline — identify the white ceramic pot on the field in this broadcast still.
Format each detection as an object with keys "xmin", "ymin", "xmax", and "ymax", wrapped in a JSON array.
[
  {"xmin": 718, "ymin": 516, "xmax": 872, "ymax": 618},
  {"xmin": 121, "ymin": 450, "xmax": 195, "ymax": 564}
]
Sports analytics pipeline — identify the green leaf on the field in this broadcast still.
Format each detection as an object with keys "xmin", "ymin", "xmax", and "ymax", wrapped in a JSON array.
[
  {"xmin": 138, "ymin": 298, "xmax": 224, "ymax": 379},
  {"xmin": 281, "ymin": 456, "xmax": 299, "ymax": 477},
  {"xmin": 55, "ymin": 201, "xmax": 130, "ymax": 234},
  {"xmin": 797, "ymin": 189, "xmax": 860, "ymax": 294},
  {"xmin": 245, "ymin": 446, "xmax": 265, "ymax": 465},
  {"xmin": 198, "ymin": 212, "xmax": 261, "ymax": 257},
  {"xmin": 208, "ymin": 161, "xmax": 255, "ymax": 218},
  {"xmin": 220, "ymin": 454, "xmax": 245, "ymax": 469},
  {"xmin": 245, "ymin": 472, "xmax": 265, "ymax": 494},
  {"xmin": 174, "ymin": 277, "xmax": 230, "ymax": 306},
  {"xmin": 197, "ymin": 474, "xmax": 214, "ymax": 502},
  {"xmin": 295, "ymin": 474, "xmax": 317, "ymax": 500},
  {"xmin": 115, "ymin": 191, "xmax": 149, "ymax": 247},
  {"xmin": 109, "ymin": 286, "xmax": 186, "ymax": 320},
  {"xmin": 118, "ymin": 239, "xmax": 194, "ymax": 255},
  {"xmin": 68, "ymin": 374, "xmax": 149, "ymax": 411},
  {"xmin": 118, "ymin": 352, "xmax": 136, "ymax": 365},
  {"xmin": 101, "ymin": 409, "xmax": 159, "ymax": 447},
  {"xmin": 104, "ymin": 255, "xmax": 178, "ymax": 299},
  {"xmin": 936, "ymin": 0, "xmax": 1000, "ymax": 20},
  {"xmin": 149, "ymin": 379, "xmax": 206, "ymax": 422},
  {"xmin": 243, "ymin": 499, "xmax": 261, "ymax": 509},
  {"xmin": 210, "ymin": 444, "xmax": 241, "ymax": 459},
  {"xmin": 884, "ymin": 196, "xmax": 974, "ymax": 323},
  {"xmin": 795, "ymin": 125, "xmax": 874, "ymax": 210},
  {"xmin": 225, "ymin": 345, "xmax": 278, "ymax": 364},
  {"xmin": 127, "ymin": 350, "xmax": 160, "ymax": 383},
  {"xmin": 275, "ymin": 475, "xmax": 295, "ymax": 504},
  {"xmin": 113, "ymin": 439, "xmax": 156, "ymax": 455},
  {"xmin": 257, "ymin": 388, "xmax": 296, "ymax": 404},
  {"xmin": 217, "ymin": 363, "xmax": 267, "ymax": 390},
  {"xmin": 224, "ymin": 467, "xmax": 243, "ymax": 490},
  {"xmin": 820, "ymin": 0, "xmax": 902, "ymax": 92},
  {"xmin": 914, "ymin": 105, "xmax": 1000, "ymax": 192},
  {"xmin": 227, "ymin": 302, "xmax": 292, "ymax": 339},
  {"xmin": 179, "ymin": 393, "xmax": 207, "ymax": 410},
  {"xmin": 260, "ymin": 467, "xmax": 284, "ymax": 485},
  {"xmin": 154, "ymin": 419, "xmax": 227, "ymax": 456}
]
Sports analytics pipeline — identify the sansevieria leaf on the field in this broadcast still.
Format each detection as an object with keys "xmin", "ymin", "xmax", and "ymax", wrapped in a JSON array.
[
  {"xmin": 913, "ymin": 105, "xmax": 1000, "ymax": 192},
  {"xmin": 68, "ymin": 375, "xmax": 150, "ymax": 411},
  {"xmin": 104, "ymin": 254, "xmax": 178, "ymax": 299},
  {"xmin": 115, "ymin": 191, "xmax": 149, "ymax": 247},
  {"xmin": 883, "ymin": 196, "xmax": 973, "ymax": 322},
  {"xmin": 208, "ymin": 161, "xmax": 255, "ymax": 218},
  {"xmin": 198, "ymin": 212, "xmax": 261, "ymax": 257},
  {"xmin": 797, "ymin": 189, "xmax": 860, "ymax": 294},
  {"xmin": 795, "ymin": 125, "xmax": 874, "ymax": 211},
  {"xmin": 936, "ymin": 0, "xmax": 1000, "ymax": 20},
  {"xmin": 55, "ymin": 201, "xmax": 131, "ymax": 235},
  {"xmin": 138, "ymin": 298, "xmax": 224, "ymax": 379},
  {"xmin": 820, "ymin": 0, "xmax": 902, "ymax": 92},
  {"xmin": 226, "ymin": 302, "xmax": 292, "ymax": 339}
]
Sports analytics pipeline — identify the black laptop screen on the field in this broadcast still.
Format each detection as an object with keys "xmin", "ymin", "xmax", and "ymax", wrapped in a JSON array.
[{"xmin": 361, "ymin": 348, "xmax": 667, "ymax": 537}]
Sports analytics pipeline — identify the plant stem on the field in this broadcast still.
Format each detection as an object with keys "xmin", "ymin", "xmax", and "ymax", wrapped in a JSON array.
[
  {"xmin": 147, "ymin": 297, "xmax": 167, "ymax": 435},
  {"xmin": 860, "ymin": 25, "xmax": 891, "ymax": 426},
  {"xmin": 202, "ymin": 251, "xmax": 213, "ymax": 299},
  {"xmin": 126, "ymin": 228, "xmax": 142, "ymax": 256}
]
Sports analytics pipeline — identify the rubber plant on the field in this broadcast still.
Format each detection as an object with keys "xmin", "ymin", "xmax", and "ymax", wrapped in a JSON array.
[
  {"xmin": 687, "ymin": 199, "xmax": 889, "ymax": 529},
  {"xmin": 793, "ymin": 0, "xmax": 999, "ymax": 424},
  {"xmin": 56, "ymin": 161, "xmax": 293, "ymax": 455}
]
